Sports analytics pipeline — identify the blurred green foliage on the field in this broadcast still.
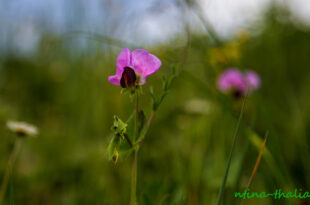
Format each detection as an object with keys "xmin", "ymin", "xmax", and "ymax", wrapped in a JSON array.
[{"xmin": 1, "ymin": 7, "xmax": 310, "ymax": 205}]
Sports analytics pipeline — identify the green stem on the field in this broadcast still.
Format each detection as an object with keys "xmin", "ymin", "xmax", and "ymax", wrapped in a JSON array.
[
  {"xmin": 130, "ymin": 93, "xmax": 139, "ymax": 205},
  {"xmin": 130, "ymin": 150, "xmax": 137, "ymax": 205},
  {"xmin": 124, "ymin": 134, "xmax": 133, "ymax": 148},
  {"xmin": 147, "ymin": 111, "xmax": 155, "ymax": 130},
  {"xmin": 216, "ymin": 93, "xmax": 248, "ymax": 205},
  {"xmin": 135, "ymin": 94, "xmax": 139, "ymax": 141},
  {"xmin": 0, "ymin": 138, "xmax": 23, "ymax": 205}
]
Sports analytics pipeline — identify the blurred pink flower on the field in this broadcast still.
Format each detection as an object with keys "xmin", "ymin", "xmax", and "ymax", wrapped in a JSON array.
[
  {"xmin": 108, "ymin": 48, "xmax": 161, "ymax": 88},
  {"xmin": 217, "ymin": 68, "xmax": 260, "ymax": 97}
]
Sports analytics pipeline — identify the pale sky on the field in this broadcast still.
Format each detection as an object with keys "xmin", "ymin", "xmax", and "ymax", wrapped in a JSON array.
[
  {"xmin": 135, "ymin": 0, "xmax": 310, "ymax": 44},
  {"xmin": 0, "ymin": 0, "xmax": 310, "ymax": 53}
]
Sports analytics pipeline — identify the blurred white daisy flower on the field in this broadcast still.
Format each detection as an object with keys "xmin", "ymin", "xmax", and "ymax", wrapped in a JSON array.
[{"xmin": 6, "ymin": 121, "xmax": 38, "ymax": 137}]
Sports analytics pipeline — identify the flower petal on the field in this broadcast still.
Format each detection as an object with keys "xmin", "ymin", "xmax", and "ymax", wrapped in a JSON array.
[
  {"xmin": 132, "ymin": 49, "xmax": 161, "ymax": 77},
  {"xmin": 108, "ymin": 75, "xmax": 121, "ymax": 86},
  {"xmin": 139, "ymin": 76, "xmax": 146, "ymax": 85},
  {"xmin": 245, "ymin": 70, "xmax": 260, "ymax": 90},
  {"xmin": 116, "ymin": 48, "xmax": 131, "ymax": 74}
]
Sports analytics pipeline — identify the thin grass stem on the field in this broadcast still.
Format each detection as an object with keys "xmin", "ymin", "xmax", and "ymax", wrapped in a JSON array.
[
  {"xmin": 216, "ymin": 93, "xmax": 248, "ymax": 205},
  {"xmin": 0, "ymin": 138, "xmax": 23, "ymax": 205}
]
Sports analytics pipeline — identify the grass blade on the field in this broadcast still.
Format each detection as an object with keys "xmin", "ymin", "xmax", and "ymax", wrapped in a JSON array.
[
  {"xmin": 216, "ymin": 93, "xmax": 247, "ymax": 205},
  {"xmin": 239, "ymin": 131, "xmax": 269, "ymax": 205},
  {"xmin": 246, "ymin": 131, "xmax": 269, "ymax": 188}
]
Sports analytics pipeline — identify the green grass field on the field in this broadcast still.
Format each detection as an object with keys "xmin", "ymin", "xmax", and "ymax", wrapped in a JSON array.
[{"xmin": 1, "ymin": 6, "xmax": 310, "ymax": 205}]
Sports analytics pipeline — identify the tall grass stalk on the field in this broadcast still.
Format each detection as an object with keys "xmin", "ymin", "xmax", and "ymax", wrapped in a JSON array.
[
  {"xmin": 246, "ymin": 131, "xmax": 269, "ymax": 189},
  {"xmin": 216, "ymin": 93, "xmax": 247, "ymax": 205},
  {"xmin": 240, "ymin": 131, "xmax": 269, "ymax": 205},
  {"xmin": 0, "ymin": 138, "xmax": 23, "ymax": 205}
]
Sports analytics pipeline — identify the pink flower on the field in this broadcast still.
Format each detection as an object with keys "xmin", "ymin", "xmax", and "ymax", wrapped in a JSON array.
[
  {"xmin": 108, "ymin": 48, "xmax": 162, "ymax": 88},
  {"xmin": 217, "ymin": 69, "xmax": 247, "ymax": 95},
  {"xmin": 217, "ymin": 68, "xmax": 260, "ymax": 97}
]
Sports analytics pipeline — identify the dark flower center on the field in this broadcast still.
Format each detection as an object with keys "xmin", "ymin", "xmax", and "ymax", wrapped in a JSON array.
[
  {"xmin": 120, "ymin": 67, "xmax": 136, "ymax": 88},
  {"xmin": 232, "ymin": 89, "xmax": 243, "ymax": 99},
  {"xmin": 16, "ymin": 131, "xmax": 27, "ymax": 137}
]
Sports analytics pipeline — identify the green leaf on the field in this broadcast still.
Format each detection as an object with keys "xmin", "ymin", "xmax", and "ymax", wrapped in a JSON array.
[
  {"xmin": 107, "ymin": 134, "xmax": 121, "ymax": 161},
  {"xmin": 107, "ymin": 115, "xmax": 132, "ymax": 163},
  {"xmin": 111, "ymin": 115, "xmax": 127, "ymax": 134}
]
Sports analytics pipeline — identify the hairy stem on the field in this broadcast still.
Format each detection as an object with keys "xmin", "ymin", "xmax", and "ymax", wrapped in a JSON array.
[{"xmin": 0, "ymin": 138, "xmax": 23, "ymax": 205}]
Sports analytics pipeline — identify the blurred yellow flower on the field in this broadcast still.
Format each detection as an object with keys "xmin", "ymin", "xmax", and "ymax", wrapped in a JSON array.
[
  {"xmin": 208, "ymin": 43, "xmax": 241, "ymax": 66},
  {"xmin": 207, "ymin": 30, "xmax": 250, "ymax": 67}
]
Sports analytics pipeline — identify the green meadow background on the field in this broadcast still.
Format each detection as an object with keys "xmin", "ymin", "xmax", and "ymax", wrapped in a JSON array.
[{"xmin": 1, "ymin": 5, "xmax": 310, "ymax": 205}]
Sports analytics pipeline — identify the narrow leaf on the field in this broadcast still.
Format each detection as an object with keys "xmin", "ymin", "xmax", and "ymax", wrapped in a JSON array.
[
  {"xmin": 107, "ymin": 134, "xmax": 121, "ymax": 160},
  {"xmin": 246, "ymin": 131, "xmax": 269, "ymax": 188},
  {"xmin": 112, "ymin": 116, "xmax": 127, "ymax": 134},
  {"xmin": 216, "ymin": 93, "xmax": 247, "ymax": 205}
]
